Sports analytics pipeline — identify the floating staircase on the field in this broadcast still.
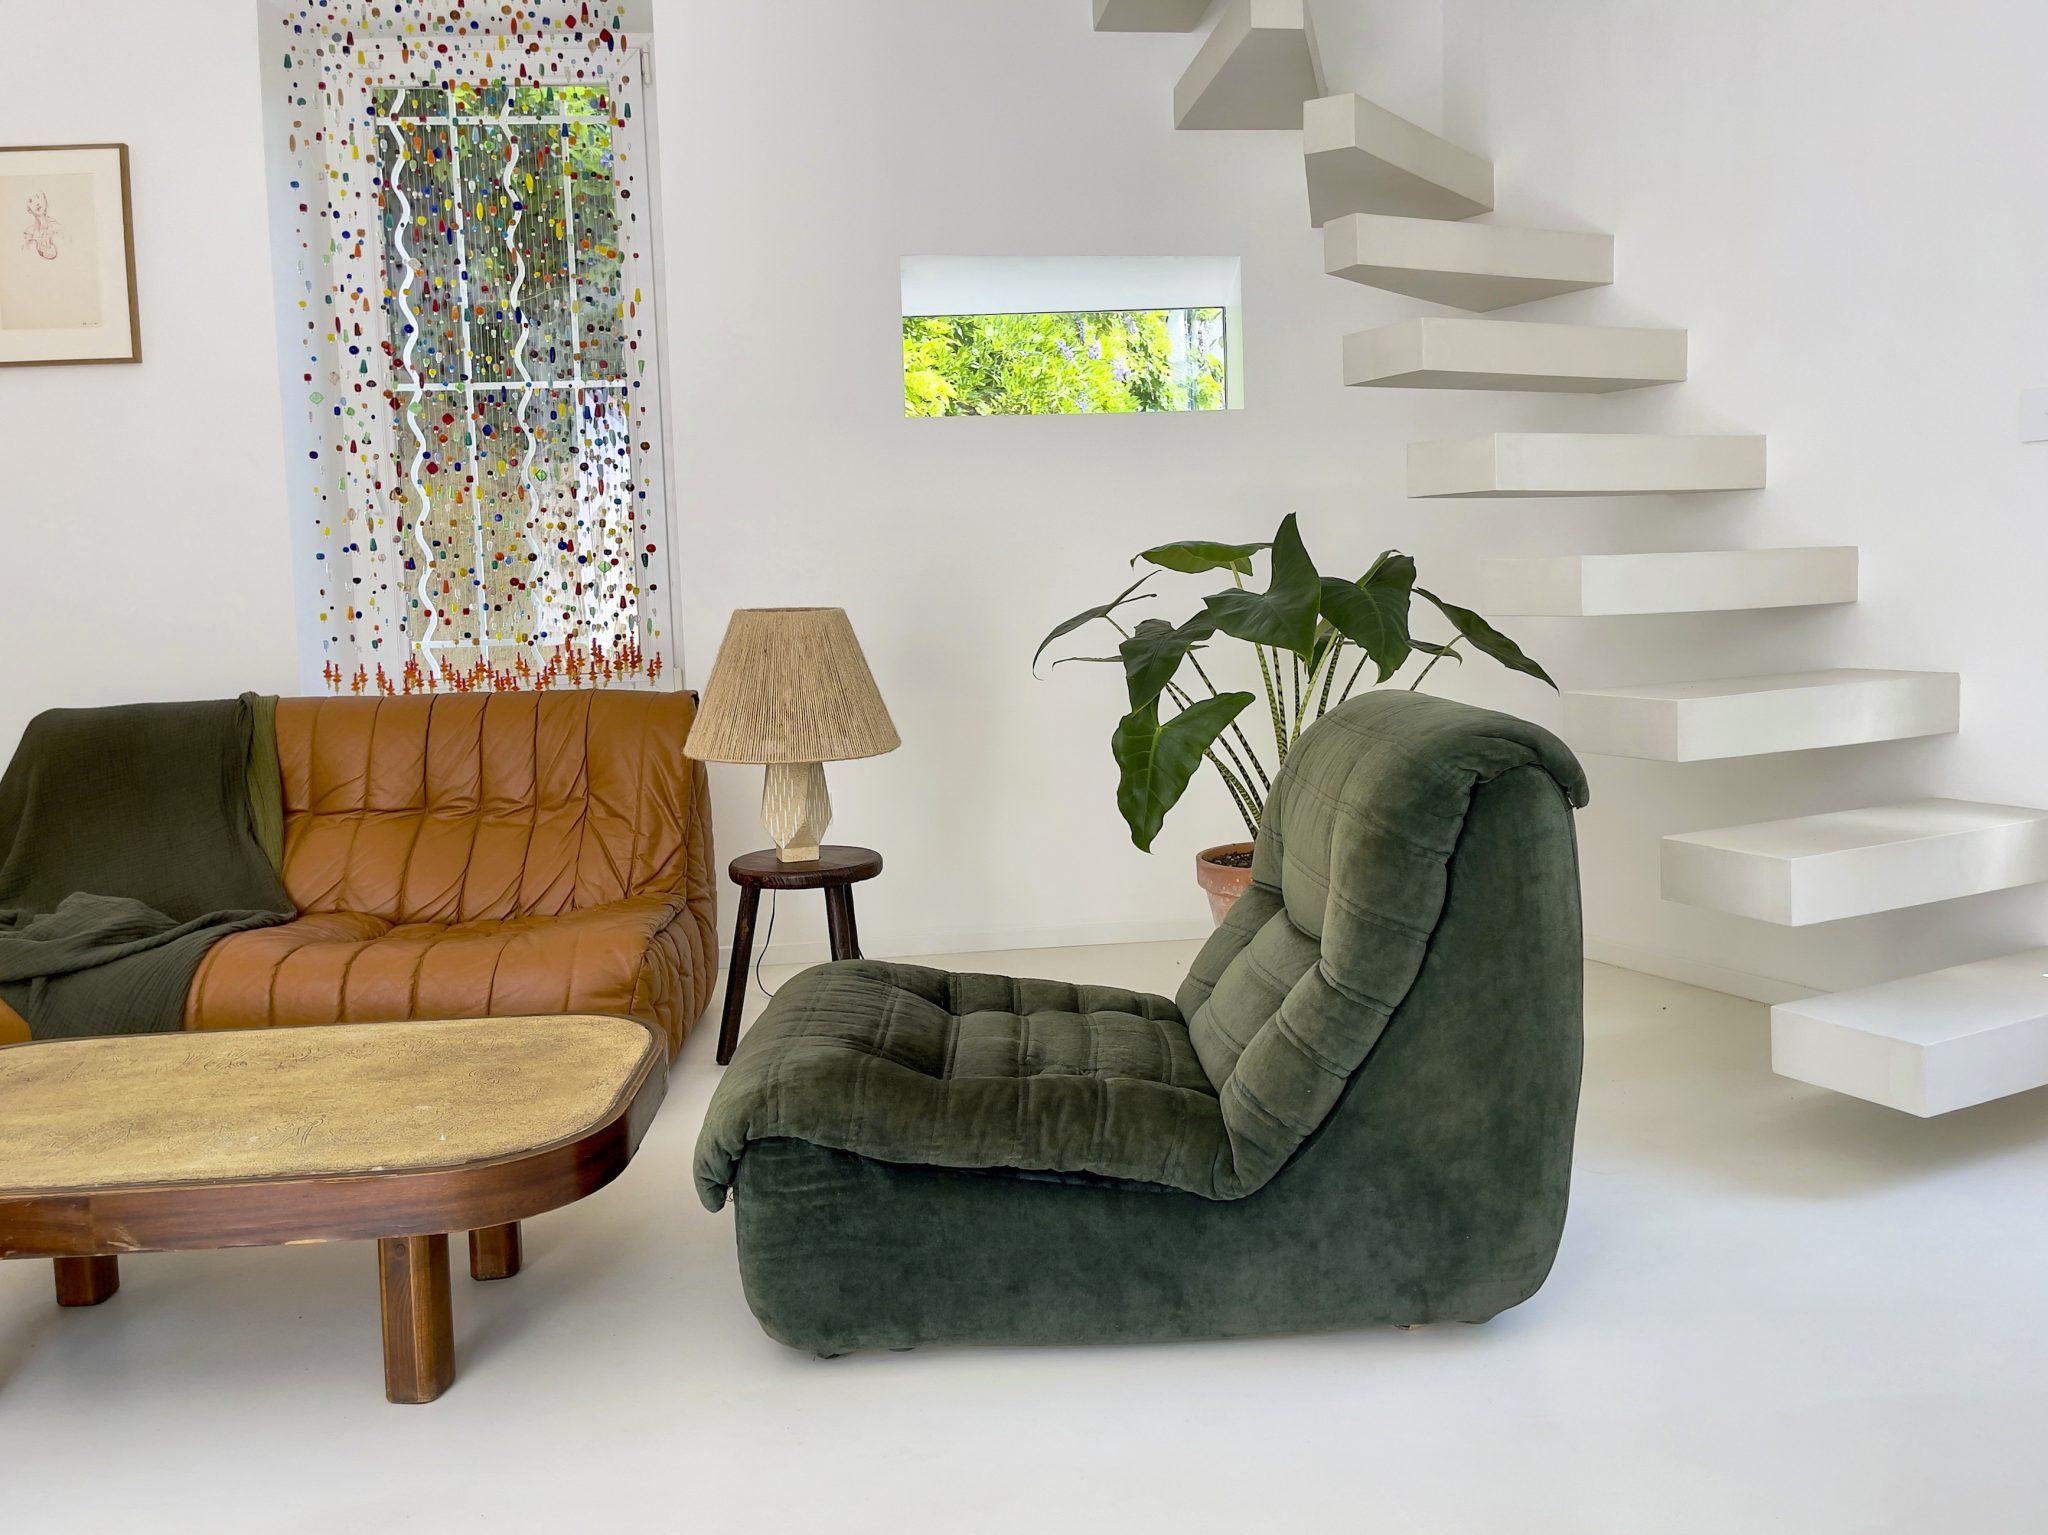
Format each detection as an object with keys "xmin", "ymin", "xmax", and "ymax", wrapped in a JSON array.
[
  {"xmin": 1563, "ymin": 670, "xmax": 1960, "ymax": 762},
  {"xmin": 1304, "ymin": 93, "xmax": 1493, "ymax": 225},
  {"xmin": 1324, "ymin": 213, "xmax": 1613, "ymax": 310},
  {"xmin": 1663, "ymin": 801, "xmax": 2048, "ymax": 926},
  {"xmin": 1083, "ymin": 13, "xmax": 2039, "ymax": 1114},
  {"xmin": 1408, "ymin": 433, "xmax": 1767, "ymax": 498},
  {"xmin": 1772, "ymin": 950, "xmax": 2048, "ymax": 1116},
  {"xmin": 1094, "ymin": 0, "xmax": 1212, "ymax": 32},
  {"xmin": 1174, "ymin": 0, "xmax": 1324, "ymax": 130},
  {"xmin": 1346, "ymin": 317, "xmax": 1686, "ymax": 393},
  {"xmin": 1481, "ymin": 548, "xmax": 1857, "ymax": 617}
]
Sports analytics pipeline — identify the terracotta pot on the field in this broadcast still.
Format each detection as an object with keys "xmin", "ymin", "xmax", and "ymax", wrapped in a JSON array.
[{"xmin": 1195, "ymin": 841, "xmax": 1255, "ymax": 925}]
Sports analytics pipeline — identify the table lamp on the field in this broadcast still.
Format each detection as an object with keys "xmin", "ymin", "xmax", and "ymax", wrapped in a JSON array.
[{"xmin": 685, "ymin": 608, "xmax": 900, "ymax": 863}]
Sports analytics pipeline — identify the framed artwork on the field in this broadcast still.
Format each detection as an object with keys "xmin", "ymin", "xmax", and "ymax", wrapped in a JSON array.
[{"xmin": 0, "ymin": 143, "xmax": 140, "ymax": 366}]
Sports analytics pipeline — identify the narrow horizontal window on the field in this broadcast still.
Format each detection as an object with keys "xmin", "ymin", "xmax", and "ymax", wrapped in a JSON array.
[
  {"xmin": 904, "ymin": 309, "xmax": 1226, "ymax": 418},
  {"xmin": 901, "ymin": 256, "xmax": 1243, "ymax": 420}
]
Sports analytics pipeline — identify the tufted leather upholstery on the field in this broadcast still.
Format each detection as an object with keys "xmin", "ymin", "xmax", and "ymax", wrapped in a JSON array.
[{"xmin": 183, "ymin": 689, "xmax": 716, "ymax": 1056}]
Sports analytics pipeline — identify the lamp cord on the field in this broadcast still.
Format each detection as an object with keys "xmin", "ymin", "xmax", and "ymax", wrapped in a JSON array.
[{"xmin": 752, "ymin": 890, "xmax": 778, "ymax": 1001}]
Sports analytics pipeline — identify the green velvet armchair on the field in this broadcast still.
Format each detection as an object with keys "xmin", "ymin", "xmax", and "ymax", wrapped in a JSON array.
[{"xmin": 694, "ymin": 691, "xmax": 1590, "ymax": 1354}]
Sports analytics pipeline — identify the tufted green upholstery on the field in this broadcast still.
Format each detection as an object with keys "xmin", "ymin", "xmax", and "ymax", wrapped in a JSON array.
[
  {"xmin": 1173, "ymin": 689, "xmax": 1587, "ymax": 1195},
  {"xmin": 693, "ymin": 964, "xmax": 1230, "ymax": 1203},
  {"xmin": 694, "ymin": 691, "xmax": 1590, "ymax": 1353}
]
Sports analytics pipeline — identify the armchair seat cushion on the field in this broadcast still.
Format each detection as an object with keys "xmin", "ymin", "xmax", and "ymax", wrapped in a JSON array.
[
  {"xmin": 186, "ymin": 894, "xmax": 700, "ymax": 1046},
  {"xmin": 694, "ymin": 960, "xmax": 1238, "ymax": 1207}
]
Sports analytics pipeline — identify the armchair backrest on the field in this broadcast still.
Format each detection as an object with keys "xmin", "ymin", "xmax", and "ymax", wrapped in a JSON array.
[
  {"xmin": 1174, "ymin": 691, "xmax": 1588, "ymax": 1193},
  {"xmin": 275, "ymin": 689, "xmax": 704, "ymax": 923}
]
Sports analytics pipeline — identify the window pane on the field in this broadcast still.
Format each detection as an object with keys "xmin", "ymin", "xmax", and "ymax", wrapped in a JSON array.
[
  {"xmin": 454, "ymin": 120, "xmax": 576, "ymax": 383},
  {"xmin": 903, "ymin": 308, "xmax": 1227, "ymax": 418},
  {"xmin": 361, "ymin": 79, "xmax": 659, "ymax": 681},
  {"xmin": 377, "ymin": 112, "xmax": 466, "ymax": 384}
]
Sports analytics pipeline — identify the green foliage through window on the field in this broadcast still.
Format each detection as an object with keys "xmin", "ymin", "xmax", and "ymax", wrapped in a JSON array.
[{"xmin": 904, "ymin": 308, "xmax": 1227, "ymax": 418}]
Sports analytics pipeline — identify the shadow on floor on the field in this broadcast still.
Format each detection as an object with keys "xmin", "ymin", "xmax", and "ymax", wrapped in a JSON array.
[{"xmin": 1579, "ymin": 964, "xmax": 2048, "ymax": 1198}]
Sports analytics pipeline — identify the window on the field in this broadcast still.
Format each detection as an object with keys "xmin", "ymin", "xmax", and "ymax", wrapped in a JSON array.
[
  {"xmin": 904, "ymin": 307, "xmax": 1227, "ymax": 417},
  {"xmin": 273, "ymin": 22, "xmax": 671, "ymax": 694},
  {"xmin": 900, "ymin": 257, "xmax": 1243, "ymax": 420}
]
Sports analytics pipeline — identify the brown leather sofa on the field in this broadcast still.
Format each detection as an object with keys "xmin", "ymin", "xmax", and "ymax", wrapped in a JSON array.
[{"xmin": 0, "ymin": 689, "xmax": 716, "ymax": 1055}]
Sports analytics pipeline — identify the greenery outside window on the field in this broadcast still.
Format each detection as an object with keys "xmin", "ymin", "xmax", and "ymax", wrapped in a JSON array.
[{"xmin": 904, "ymin": 306, "xmax": 1229, "ymax": 418}]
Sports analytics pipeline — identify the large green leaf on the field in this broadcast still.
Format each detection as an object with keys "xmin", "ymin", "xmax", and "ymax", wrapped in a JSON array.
[
  {"xmin": 1119, "ymin": 614, "xmax": 1217, "ymax": 710},
  {"xmin": 1201, "ymin": 513, "xmax": 1321, "ymax": 658},
  {"xmin": 1134, "ymin": 539, "xmax": 1271, "ymax": 576},
  {"xmin": 1032, "ymin": 574, "xmax": 1156, "ymax": 675},
  {"xmin": 1318, "ymin": 554, "xmax": 1417, "ymax": 685},
  {"xmin": 1112, "ymin": 692, "xmax": 1257, "ymax": 852},
  {"xmin": 1416, "ymin": 589, "xmax": 1556, "ymax": 689}
]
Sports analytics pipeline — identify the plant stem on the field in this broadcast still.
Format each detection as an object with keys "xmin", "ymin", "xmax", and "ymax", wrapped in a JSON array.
[
  {"xmin": 1408, "ymin": 636, "xmax": 1463, "ymax": 692},
  {"xmin": 1316, "ymin": 639, "xmax": 1345, "ymax": 718},
  {"xmin": 1336, "ymin": 648, "xmax": 1373, "ymax": 706},
  {"xmin": 1186, "ymin": 651, "xmax": 1272, "ymax": 794},
  {"xmin": 1255, "ymin": 645, "xmax": 1288, "ymax": 765},
  {"xmin": 1205, "ymin": 749, "xmax": 1260, "ymax": 839},
  {"xmin": 1171, "ymin": 681, "xmax": 1266, "ymax": 824}
]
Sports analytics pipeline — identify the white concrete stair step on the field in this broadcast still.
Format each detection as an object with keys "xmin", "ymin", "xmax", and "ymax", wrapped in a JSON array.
[
  {"xmin": 1095, "ymin": 0, "xmax": 1212, "ymax": 31},
  {"xmin": 1304, "ymin": 93, "xmax": 1493, "ymax": 225},
  {"xmin": 1174, "ymin": 0, "xmax": 1325, "ymax": 130},
  {"xmin": 1409, "ymin": 433, "xmax": 1767, "ymax": 498},
  {"xmin": 1772, "ymin": 949, "xmax": 2048, "ymax": 1115},
  {"xmin": 1347, "ymin": 317, "xmax": 1686, "ymax": 393},
  {"xmin": 1562, "ymin": 669, "xmax": 1961, "ymax": 761},
  {"xmin": 1481, "ymin": 547, "xmax": 1857, "ymax": 616},
  {"xmin": 1664, "ymin": 800, "xmax": 2048, "ymax": 926},
  {"xmin": 1325, "ymin": 212, "xmax": 1612, "ymax": 310}
]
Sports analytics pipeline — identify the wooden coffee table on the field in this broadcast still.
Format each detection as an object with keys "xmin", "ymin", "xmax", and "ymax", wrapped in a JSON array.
[{"xmin": 0, "ymin": 1014, "xmax": 665, "ymax": 1403}]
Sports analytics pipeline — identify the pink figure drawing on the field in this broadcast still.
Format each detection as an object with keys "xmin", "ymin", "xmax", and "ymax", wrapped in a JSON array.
[{"xmin": 22, "ymin": 191, "xmax": 62, "ymax": 261}]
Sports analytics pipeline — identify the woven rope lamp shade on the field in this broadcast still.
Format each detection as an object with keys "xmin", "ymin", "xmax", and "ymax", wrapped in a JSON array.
[{"xmin": 686, "ymin": 608, "xmax": 899, "ymax": 862}]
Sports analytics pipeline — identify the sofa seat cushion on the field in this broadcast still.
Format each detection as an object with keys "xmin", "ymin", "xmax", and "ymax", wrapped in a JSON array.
[
  {"xmin": 184, "ymin": 894, "xmax": 698, "ymax": 1050},
  {"xmin": 694, "ymin": 961, "xmax": 1238, "ymax": 1209}
]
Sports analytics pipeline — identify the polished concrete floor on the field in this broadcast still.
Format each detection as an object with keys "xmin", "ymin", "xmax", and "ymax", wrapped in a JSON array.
[{"xmin": 6, "ymin": 946, "xmax": 2046, "ymax": 1534}]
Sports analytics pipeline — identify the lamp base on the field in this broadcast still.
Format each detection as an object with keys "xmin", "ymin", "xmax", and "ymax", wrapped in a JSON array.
[{"xmin": 762, "ymin": 761, "xmax": 830, "ymax": 863}]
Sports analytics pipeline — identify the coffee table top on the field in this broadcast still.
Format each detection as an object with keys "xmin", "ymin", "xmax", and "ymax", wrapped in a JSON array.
[{"xmin": 0, "ymin": 1016, "xmax": 666, "ymax": 1258}]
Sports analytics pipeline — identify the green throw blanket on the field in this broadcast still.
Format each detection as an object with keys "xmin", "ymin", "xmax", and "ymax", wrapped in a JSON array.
[{"xmin": 0, "ymin": 695, "xmax": 295, "ymax": 1041}]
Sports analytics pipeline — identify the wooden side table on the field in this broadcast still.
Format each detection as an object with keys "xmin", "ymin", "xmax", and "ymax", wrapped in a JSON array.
[
  {"xmin": 0, "ymin": 1014, "xmax": 666, "ymax": 1404},
  {"xmin": 719, "ymin": 845, "xmax": 883, "ymax": 1064}
]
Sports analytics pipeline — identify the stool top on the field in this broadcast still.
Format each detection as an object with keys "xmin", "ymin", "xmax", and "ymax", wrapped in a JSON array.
[{"xmin": 730, "ymin": 845, "xmax": 883, "ymax": 890}]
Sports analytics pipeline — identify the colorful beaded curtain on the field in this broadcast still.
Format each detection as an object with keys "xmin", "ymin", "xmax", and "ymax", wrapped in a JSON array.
[{"xmin": 280, "ymin": 3, "xmax": 670, "ymax": 694}]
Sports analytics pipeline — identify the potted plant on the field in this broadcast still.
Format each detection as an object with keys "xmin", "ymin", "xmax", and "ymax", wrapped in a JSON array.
[{"xmin": 1034, "ymin": 514, "xmax": 1555, "ymax": 922}]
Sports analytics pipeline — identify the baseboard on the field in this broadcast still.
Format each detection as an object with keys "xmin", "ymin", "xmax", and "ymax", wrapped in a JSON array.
[
  {"xmin": 1584, "ymin": 936, "xmax": 1814, "ymax": 1006},
  {"xmin": 721, "ymin": 915, "xmax": 1216, "ymax": 972}
]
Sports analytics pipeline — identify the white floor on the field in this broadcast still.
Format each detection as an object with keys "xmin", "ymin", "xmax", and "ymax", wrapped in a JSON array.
[{"xmin": 6, "ymin": 945, "xmax": 2048, "ymax": 1534}]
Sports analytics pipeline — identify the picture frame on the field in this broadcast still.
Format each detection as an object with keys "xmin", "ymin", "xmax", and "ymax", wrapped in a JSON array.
[{"xmin": 0, "ymin": 142, "xmax": 140, "ymax": 366}]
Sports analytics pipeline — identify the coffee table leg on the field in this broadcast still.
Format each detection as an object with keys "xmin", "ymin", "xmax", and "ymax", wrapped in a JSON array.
[
  {"xmin": 54, "ymin": 1256, "xmax": 120, "ymax": 1307},
  {"xmin": 378, "ymin": 1235, "xmax": 455, "ymax": 1404},
  {"xmin": 468, "ymin": 1222, "xmax": 522, "ymax": 1281},
  {"xmin": 718, "ymin": 884, "xmax": 762, "ymax": 1065}
]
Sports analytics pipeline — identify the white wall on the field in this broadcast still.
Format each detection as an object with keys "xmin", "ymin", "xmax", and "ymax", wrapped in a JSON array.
[
  {"xmin": 651, "ymin": 0, "xmax": 1452, "ymax": 962},
  {"xmin": 0, "ymin": 1, "xmax": 298, "ymax": 751},
  {"xmin": 1435, "ymin": 0, "xmax": 2048, "ymax": 997},
  {"xmin": 11, "ymin": 0, "xmax": 2028, "ymax": 1000}
]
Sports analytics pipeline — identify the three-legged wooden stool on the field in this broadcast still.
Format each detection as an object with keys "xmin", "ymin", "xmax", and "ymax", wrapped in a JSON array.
[{"xmin": 719, "ymin": 845, "xmax": 883, "ymax": 1064}]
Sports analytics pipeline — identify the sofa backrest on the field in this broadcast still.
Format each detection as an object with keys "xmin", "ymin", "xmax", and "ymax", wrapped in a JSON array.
[
  {"xmin": 1174, "ymin": 690, "xmax": 1588, "ymax": 1193},
  {"xmin": 275, "ymin": 689, "xmax": 704, "ymax": 923}
]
